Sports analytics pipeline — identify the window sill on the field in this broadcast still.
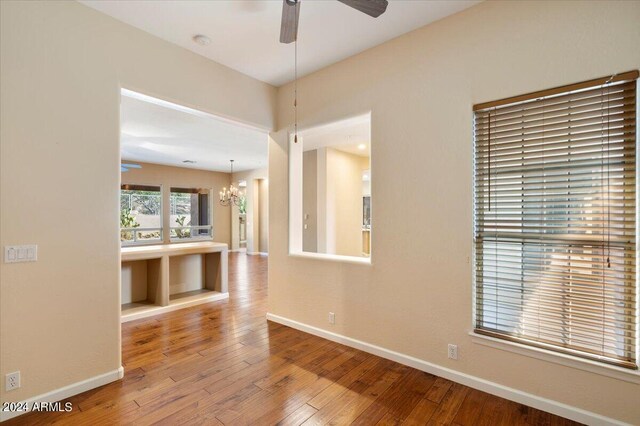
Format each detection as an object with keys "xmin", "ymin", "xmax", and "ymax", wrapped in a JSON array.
[
  {"xmin": 170, "ymin": 237, "xmax": 214, "ymax": 244},
  {"xmin": 469, "ymin": 332, "xmax": 640, "ymax": 384},
  {"xmin": 121, "ymin": 240, "xmax": 163, "ymax": 248},
  {"xmin": 289, "ymin": 251, "xmax": 371, "ymax": 266}
]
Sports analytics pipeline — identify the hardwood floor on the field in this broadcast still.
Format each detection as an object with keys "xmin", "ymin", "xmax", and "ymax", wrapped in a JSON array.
[{"xmin": 8, "ymin": 252, "xmax": 581, "ymax": 425}]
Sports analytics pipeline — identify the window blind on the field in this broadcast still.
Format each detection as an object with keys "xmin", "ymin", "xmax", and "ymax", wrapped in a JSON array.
[{"xmin": 473, "ymin": 71, "xmax": 638, "ymax": 369}]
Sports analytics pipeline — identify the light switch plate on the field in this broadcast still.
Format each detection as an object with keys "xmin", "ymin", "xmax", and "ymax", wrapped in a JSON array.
[{"xmin": 4, "ymin": 245, "xmax": 37, "ymax": 263}]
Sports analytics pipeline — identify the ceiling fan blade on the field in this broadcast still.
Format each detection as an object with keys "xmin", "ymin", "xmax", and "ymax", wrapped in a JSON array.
[
  {"xmin": 280, "ymin": 0, "xmax": 300, "ymax": 44},
  {"xmin": 121, "ymin": 163, "xmax": 142, "ymax": 169},
  {"xmin": 337, "ymin": 0, "xmax": 388, "ymax": 18}
]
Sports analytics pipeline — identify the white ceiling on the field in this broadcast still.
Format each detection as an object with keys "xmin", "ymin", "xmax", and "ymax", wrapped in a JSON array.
[
  {"xmin": 79, "ymin": 0, "xmax": 481, "ymax": 86},
  {"xmin": 121, "ymin": 90, "xmax": 268, "ymax": 172},
  {"xmin": 301, "ymin": 113, "xmax": 370, "ymax": 157}
]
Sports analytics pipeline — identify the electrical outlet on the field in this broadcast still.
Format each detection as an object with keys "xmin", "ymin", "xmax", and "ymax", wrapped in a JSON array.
[
  {"xmin": 448, "ymin": 344, "xmax": 458, "ymax": 360},
  {"xmin": 328, "ymin": 312, "xmax": 335, "ymax": 325},
  {"xmin": 5, "ymin": 371, "xmax": 20, "ymax": 391}
]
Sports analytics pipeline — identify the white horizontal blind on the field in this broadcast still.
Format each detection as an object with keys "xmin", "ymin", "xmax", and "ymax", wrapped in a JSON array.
[{"xmin": 474, "ymin": 74, "xmax": 638, "ymax": 369}]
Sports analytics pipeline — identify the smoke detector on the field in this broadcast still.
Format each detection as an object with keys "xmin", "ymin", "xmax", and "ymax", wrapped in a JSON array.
[{"xmin": 192, "ymin": 35, "xmax": 211, "ymax": 46}]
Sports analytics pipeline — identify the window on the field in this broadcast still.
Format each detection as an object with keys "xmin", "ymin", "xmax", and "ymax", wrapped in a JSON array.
[
  {"xmin": 473, "ymin": 71, "xmax": 638, "ymax": 369},
  {"xmin": 120, "ymin": 184, "xmax": 162, "ymax": 245},
  {"xmin": 170, "ymin": 187, "xmax": 212, "ymax": 241}
]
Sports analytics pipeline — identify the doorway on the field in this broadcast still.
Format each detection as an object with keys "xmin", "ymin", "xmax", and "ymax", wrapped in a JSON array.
[{"xmin": 118, "ymin": 88, "xmax": 269, "ymax": 322}]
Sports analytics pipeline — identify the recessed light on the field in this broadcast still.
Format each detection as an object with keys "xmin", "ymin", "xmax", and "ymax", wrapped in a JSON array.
[
  {"xmin": 183, "ymin": 160, "xmax": 197, "ymax": 164},
  {"xmin": 358, "ymin": 144, "xmax": 367, "ymax": 150},
  {"xmin": 192, "ymin": 34, "xmax": 211, "ymax": 46}
]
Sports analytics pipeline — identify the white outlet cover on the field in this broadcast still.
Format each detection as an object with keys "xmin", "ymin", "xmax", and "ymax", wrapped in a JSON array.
[
  {"xmin": 448, "ymin": 344, "xmax": 458, "ymax": 360},
  {"xmin": 5, "ymin": 371, "xmax": 20, "ymax": 391}
]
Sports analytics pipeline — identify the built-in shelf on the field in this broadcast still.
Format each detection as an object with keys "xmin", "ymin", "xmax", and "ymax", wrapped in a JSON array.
[
  {"xmin": 170, "ymin": 288, "xmax": 213, "ymax": 301},
  {"xmin": 121, "ymin": 242, "xmax": 228, "ymax": 323},
  {"xmin": 121, "ymin": 257, "xmax": 163, "ymax": 312},
  {"xmin": 169, "ymin": 289, "xmax": 227, "ymax": 309},
  {"xmin": 121, "ymin": 301, "xmax": 159, "ymax": 317}
]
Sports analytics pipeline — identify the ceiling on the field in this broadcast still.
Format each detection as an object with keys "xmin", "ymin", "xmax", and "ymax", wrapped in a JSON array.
[
  {"xmin": 301, "ymin": 114, "xmax": 370, "ymax": 157},
  {"xmin": 79, "ymin": 0, "xmax": 481, "ymax": 86},
  {"xmin": 121, "ymin": 90, "xmax": 268, "ymax": 172}
]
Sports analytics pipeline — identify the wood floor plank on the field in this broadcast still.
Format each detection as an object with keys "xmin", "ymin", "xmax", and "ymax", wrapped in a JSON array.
[
  {"xmin": 276, "ymin": 403, "xmax": 318, "ymax": 426},
  {"xmin": 401, "ymin": 397, "xmax": 439, "ymax": 425},
  {"xmin": 307, "ymin": 354, "xmax": 380, "ymax": 409},
  {"xmin": 309, "ymin": 363, "xmax": 404, "ymax": 425},
  {"xmin": 526, "ymin": 406, "xmax": 554, "ymax": 426},
  {"xmin": 452, "ymin": 388, "xmax": 491, "ymax": 426},
  {"xmin": 501, "ymin": 400, "xmax": 530, "ymax": 426},
  {"xmin": 218, "ymin": 350, "xmax": 368, "ymax": 424},
  {"xmin": 426, "ymin": 383, "xmax": 470, "ymax": 425},
  {"xmin": 129, "ymin": 389, "xmax": 210, "ymax": 426},
  {"xmin": 424, "ymin": 377, "xmax": 454, "ymax": 404},
  {"xmin": 5, "ymin": 253, "xmax": 583, "ymax": 426},
  {"xmin": 350, "ymin": 368, "xmax": 425, "ymax": 425},
  {"xmin": 474, "ymin": 393, "xmax": 510, "ymax": 426},
  {"xmin": 158, "ymin": 383, "xmax": 263, "ymax": 425},
  {"xmin": 134, "ymin": 360, "xmax": 250, "ymax": 408},
  {"xmin": 223, "ymin": 351, "xmax": 377, "ymax": 425}
]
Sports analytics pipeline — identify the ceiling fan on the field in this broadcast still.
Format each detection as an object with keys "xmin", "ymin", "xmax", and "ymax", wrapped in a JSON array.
[
  {"xmin": 280, "ymin": 0, "xmax": 389, "ymax": 43},
  {"xmin": 121, "ymin": 163, "xmax": 142, "ymax": 173}
]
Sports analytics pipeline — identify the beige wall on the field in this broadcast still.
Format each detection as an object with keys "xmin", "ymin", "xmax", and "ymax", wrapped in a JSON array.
[
  {"xmin": 121, "ymin": 261, "xmax": 148, "ymax": 304},
  {"xmin": 302, "ymin": 148, "xmax": 368, "ymax": 256},
  {"xmin": 232, "ymin": 168, "xmax": 269, "ymax": 254},
  {"xmin": 325, "ymin": 149, "xmax": 368, "ymax": 257},
  {"xmin": 302, "ymin": 150, "xmax": 318, "ymax": 252},
  {"xmin": 258, "ymin": 179, "xmax": 269, "ymax": 253},
  {"xmin": 0, "ymin": 0, "xmax": 275, "ymax": 405},
  {"xmin": 121, "ymin": 161, "xmax": 232, "ymax": 246},
  {"xmin": 269, "ymin": 1, "xmax": 640, "ymax": 423},
  {"xmin": 2, "ymin": 0, "xmax": 639, "ymax": 421},
  {"xmin": 168, "ymin": 255, "xmax": 205, "ymax": 295}
]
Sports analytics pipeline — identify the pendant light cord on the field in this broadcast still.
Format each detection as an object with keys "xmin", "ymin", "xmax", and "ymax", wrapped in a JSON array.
[{"xmin": 294, "ymin": 29, "xmax": 298, "ymax": 143}]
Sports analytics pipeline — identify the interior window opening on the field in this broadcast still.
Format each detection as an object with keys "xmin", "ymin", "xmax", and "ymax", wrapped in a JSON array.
[{"xmin": 289, "ymin": 113, "xmax": 372, "ymax": 262}]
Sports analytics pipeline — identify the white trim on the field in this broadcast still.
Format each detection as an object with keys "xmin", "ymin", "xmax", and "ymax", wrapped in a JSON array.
[
  {"xmin": 121, "ymin": 88, "xmax": 270, "ymax": 133},
  {"xmin": 289, "ymin": 133, "xmax": 304, "ymax": 254},
  {"xmin": 1, "ymin": 367, "xmax": 124, "ymax": 422},
  {"xmin": 288, "ymin": 115, "xmax": 375, "ymax": 267},
  {"xmin": 247, "ymin": 251, "xmax": 268, "ymax": 256},
  {"xmin": 288, "ymin": 252, "xmax": 371, "ymax": 265},
  {"xmin": 266, "ymin": 313, "xmax": 630, "ymax": 426},
  {"xmin": 470, "ymin": 332, "xmax": 640, "ymax": 384}
]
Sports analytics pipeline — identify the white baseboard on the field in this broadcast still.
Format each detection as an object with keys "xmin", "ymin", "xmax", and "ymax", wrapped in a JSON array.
[
  {"xmin": 247, "ymin": 252, "xmax": 268, "ymax": 256},
  {"xmin": 266, "ymin": 313, "xmax": 628, "ymax": 426},
  {"xmin": 1, "ymin": 366, "xmax": 124, "ymax": 422}
]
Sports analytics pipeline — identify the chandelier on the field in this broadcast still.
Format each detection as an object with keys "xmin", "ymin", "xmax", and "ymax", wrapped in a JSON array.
[{"xmin": 219, "ymin": 160, "xmax": 243, "ymax": 207}]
